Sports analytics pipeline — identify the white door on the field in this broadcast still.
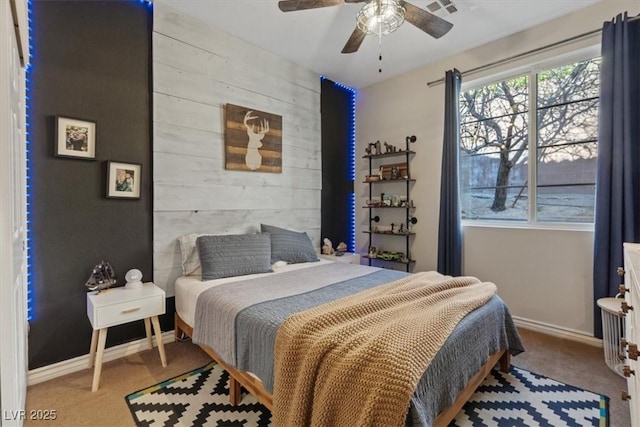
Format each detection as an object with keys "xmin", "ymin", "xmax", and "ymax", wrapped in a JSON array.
[{"xmin": 0, "ymin": 0, "xmax": 28, "ymax": 425}]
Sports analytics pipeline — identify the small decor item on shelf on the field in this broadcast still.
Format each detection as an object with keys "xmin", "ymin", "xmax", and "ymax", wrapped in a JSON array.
[
  {"xmin": 322, "ymin": 238, "xmax": 335, "ymax": 255},
  {"xmin": 124, "ymin": 268, "xmax": 143, "ymax": 290},
  {"xmin": 85, "ymin": 261, "xmax": 116, "ymax": 292},
  {"xmin": 377, "ymin": 251, "xmax": 404, "ymax": 261},
  {"xmin": 374, "ymin": 140, "xmax": 382, "ymax": 155},
  {"xmin": 383, "ymin": 142, "xmax": 398, "ymax": 153},
  {"xmin": 368, "ymin": 246, "xmax": 378, "ymax": 258},
  {"xmin": 366, "ymin": 197, "xmax": 381, "ymax": 207},
  {"xmin": 335, "ymin": 242, "xmax": 347, "ymax": 256},
  {"xmin": 391, "ymin": 166, "xmax": 400, "ymax": 180}
]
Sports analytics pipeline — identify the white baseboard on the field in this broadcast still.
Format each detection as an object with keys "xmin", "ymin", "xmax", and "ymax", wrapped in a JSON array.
[
  {"xmin": 27, "ymin": 319, "xmax": 602, "ymax": 386},
  {"xmin": 513, "ymin": 316, "xmax": 603, "ymax": 347},
  {"xmin": 27, "ymin": 330, "xmax": 175, "ymax": 386}
]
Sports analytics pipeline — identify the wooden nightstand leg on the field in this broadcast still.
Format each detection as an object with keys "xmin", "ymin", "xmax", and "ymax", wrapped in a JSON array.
[
  {"xmin": 144, "ymin": 317, "xmax": 153, "ymax": 350},
  {"xmin": 88, "ymin": 329, "xmax": 98, "ymax": 368},
  {"xmin": 151, "ymin": 315, "xmax": 167, "ymax": 367},
  {"xmin": 92, "ymin": 328, "xmax": 108, "ymax": 392}
]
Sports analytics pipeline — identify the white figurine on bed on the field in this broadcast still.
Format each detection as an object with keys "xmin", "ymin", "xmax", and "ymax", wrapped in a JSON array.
[{"xmin": 322, "ymin": 238, "xmax": 334, "ymax": 255}]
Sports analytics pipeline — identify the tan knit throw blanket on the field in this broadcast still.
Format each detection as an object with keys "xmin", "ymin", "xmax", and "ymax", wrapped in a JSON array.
[{"xmin": 272, "ymin": 273, "xmax": 497, "ymax": 427}]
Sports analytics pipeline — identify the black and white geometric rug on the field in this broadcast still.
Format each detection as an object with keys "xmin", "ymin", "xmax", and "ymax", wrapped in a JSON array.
[
  {"xmin": 126, "ymin": 363, "xmax": 608, "ymax": 427},
  {"xmin": 126, "ymin": 363, "xmax": 270, "ymax": 427},
  {"xmin": 451, "ymin": 367, "xmax": 608, "ymax": 427}
]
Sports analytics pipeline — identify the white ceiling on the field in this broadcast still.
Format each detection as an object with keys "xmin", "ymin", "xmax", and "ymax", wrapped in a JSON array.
[{"xmin": 160, "ymin": 0, "xmax": 602, "ymax": 89}]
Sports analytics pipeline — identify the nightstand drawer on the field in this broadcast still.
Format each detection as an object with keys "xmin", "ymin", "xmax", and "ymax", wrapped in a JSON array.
[{"xmin": 90, "ymin": 294, "xmax": 164, "ymax": 329}]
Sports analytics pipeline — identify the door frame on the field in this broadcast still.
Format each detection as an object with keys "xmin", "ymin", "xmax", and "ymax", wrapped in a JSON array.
[{"xmin": 0, "ymin": 1, "xmax": 29, "ymax": 425}]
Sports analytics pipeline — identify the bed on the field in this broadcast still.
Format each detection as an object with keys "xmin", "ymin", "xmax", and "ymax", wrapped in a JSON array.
[{"xmin": 174, "ymin": 241, "xmax": 524, "ymax": 427}]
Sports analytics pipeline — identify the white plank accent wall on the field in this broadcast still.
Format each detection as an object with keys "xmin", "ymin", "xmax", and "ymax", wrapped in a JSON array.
[{"xmin": 153, "ymin": 2, "xmax": 322, "ymax": 295}]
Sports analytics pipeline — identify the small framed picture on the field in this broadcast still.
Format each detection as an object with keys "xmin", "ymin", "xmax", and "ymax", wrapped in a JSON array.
[
  {"xmin": 55, "ymin": 116, "xmax": 96, "ymax": 159},
  {"xmin": 106, "ymin": 161, "xmax": 141, "ymax": 199}
]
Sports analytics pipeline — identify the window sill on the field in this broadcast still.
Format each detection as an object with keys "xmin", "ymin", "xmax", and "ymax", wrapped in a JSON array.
[{"xmin": 461, "ymin": 220, "xmax": 594, "ymax": 233}]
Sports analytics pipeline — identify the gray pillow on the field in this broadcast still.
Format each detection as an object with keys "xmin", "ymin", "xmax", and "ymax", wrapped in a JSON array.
[
  {"xmin": 197, "ymin": 233, "xmax": 273, "ymax": 280},
  {"xmin": 260, "ymin": 224, "xmax": 319, "ymax": 264}
]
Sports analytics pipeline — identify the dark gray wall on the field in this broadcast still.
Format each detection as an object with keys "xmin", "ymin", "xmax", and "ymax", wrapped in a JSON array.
[
  {"xmin": 321, "ymin": 79, "xmax": 354, "ymax": 252},
  {"xmin": 28, "ymin": 0, "xmax": 159, "ymax": 369}
]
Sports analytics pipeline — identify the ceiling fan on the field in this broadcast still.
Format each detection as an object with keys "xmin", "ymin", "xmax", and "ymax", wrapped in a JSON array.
[{"xmin": 278, "ymin": 0, "xmax": 454, "ymax": 54}]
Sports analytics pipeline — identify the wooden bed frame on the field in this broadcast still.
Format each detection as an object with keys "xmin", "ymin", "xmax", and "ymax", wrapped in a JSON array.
[{"xmin": 175, "ymin": 313, "xmax": 510, "ymax": 427}]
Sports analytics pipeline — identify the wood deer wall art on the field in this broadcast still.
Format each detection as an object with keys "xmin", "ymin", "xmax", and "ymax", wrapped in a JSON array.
[{"xmin": 225, "ymin": 103, "xmax": 282, "ymax": 173}]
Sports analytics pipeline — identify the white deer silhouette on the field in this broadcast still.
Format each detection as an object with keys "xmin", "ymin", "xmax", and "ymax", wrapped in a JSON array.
[{"xmin": 243, "ymin": 111, "xmax": 269, "ymax": 170}]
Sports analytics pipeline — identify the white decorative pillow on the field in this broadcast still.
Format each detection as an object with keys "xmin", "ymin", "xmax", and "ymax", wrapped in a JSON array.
[{"xmin": 178, "ymin": 233, "xmax": 203, "ymax": 276}]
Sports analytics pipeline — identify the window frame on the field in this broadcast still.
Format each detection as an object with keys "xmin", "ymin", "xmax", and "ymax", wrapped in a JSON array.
[{"xmin": 459, "ymin": 44, "xmax": 600, "ymax": 231}]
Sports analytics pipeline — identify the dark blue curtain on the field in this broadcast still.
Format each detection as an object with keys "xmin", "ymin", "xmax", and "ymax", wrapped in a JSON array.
[
  {"xmin": 437, "ymin": 69, "xmax": 462, "ymax": 276},
  {"xmin": 593, "ymin": 13, "xmax": 640, "ymax": 338}
]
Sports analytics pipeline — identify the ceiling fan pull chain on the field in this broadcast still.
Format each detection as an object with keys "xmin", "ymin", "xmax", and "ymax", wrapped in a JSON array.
[{"xmin": 378, "ymin": 22, "xmax": 383, "ymax": 73}]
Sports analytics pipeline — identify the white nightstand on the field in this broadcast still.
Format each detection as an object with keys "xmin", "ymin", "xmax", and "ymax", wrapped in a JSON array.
[
  {"xmin": 87, "ymin": 282, "xmax": 166, "ymax": 391},
  {"xmin": 319, "ymin": 252, "xmax": 361, "ymax": 265}
]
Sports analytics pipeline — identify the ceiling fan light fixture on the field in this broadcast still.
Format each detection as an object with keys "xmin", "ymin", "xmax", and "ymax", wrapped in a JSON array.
[{"xmin": 356, "ymin": 0, "xmax": 406, "ymax": 36}]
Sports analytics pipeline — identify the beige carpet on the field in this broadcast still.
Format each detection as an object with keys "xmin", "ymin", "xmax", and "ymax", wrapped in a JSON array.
[{"xmin": 24, "ymin": 328, "xmax": 630, "ymax": 427}]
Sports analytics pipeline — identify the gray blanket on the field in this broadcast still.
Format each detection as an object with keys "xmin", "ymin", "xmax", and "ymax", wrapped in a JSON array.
[
  {"xmin": 193, "ymin": 262, "xmax": 379, "ymax": 365},
  {"xmin": 193, "ymin": 263, "xmax": 524, "ymax": 426}
]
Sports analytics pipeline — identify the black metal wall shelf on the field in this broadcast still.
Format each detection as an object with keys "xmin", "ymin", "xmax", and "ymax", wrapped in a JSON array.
[{"xmin": 364, "ymin": 135, "xmax": 417, "ymax": 273}]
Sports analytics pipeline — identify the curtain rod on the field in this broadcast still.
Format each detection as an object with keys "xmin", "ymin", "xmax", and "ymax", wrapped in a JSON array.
[{"xmin": 426, "ymin": 13, "xmax": 640, "ymax": 88}]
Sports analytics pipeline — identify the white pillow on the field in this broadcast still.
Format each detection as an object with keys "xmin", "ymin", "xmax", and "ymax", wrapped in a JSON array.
[
  {"xmin": 178, "ymin": 233, "xmax": 203, "ymax": 276},
  {"xmin": 272, "ymin": 260, "xmax": 288, "ymax": 268}
]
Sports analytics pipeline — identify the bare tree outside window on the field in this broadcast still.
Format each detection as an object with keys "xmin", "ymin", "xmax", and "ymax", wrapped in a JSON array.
[{"xmin": 459, "ymin": 57, "xmax": 600, "ymax": 223}]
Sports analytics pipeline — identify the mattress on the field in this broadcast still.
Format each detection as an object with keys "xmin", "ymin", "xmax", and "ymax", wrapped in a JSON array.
[{"xmin": 175, "ymin": 258, "xmax": 336, "ymax": 328}]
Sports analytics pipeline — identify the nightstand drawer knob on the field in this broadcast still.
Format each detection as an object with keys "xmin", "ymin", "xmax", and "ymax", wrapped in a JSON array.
[{"xmin": 121, "ymin": 307, "xmax": 141, "ymax": 314}]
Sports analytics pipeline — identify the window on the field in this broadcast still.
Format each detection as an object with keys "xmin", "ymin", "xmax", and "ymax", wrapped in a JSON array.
[{"xmin": 459, "ymin": 55, "xmax": 601, "ymax": 224}]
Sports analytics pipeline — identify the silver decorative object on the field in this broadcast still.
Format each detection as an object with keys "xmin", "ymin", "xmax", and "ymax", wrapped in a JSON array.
[{"xmin": 85, "ymin": 261, "xmax": 116, "ymax": 292}]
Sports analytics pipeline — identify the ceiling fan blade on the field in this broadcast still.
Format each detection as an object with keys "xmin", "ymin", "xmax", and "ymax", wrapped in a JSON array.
[
  {"xmin": 341, "ymin": 27, "xmax": 366, "ymax": 54},
  {"xmin": 278, "ymin": 0, "xmax": 345, "ymax": 12},
  {"xmin": 400, "ymin": 1, "xmax": 453, "ymax": 39}
]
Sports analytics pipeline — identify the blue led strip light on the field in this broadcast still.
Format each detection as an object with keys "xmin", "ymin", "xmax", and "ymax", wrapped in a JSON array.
[
  {"xmin": 25, "ymin": 0, "xmax": 34, "ymax": 321},
  {"xmin": 321, "ymin": 76, "xmax": 357, "ymax": 252}
]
